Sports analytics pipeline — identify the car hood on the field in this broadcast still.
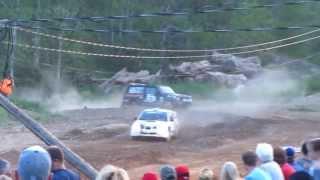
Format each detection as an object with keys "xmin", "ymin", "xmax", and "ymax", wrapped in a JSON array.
[
  {"xmin": 175, "ymin": 93, "xmax": 192, "ymax": 98},
  {"xmin": 135, "ymin": 120, "xmax": 168, "ymax": 126}
]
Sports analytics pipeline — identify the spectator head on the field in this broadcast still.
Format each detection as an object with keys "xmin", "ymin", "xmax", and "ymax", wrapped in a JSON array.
[
  {"xmin": 242, "ymin": 151, "xmax": 258, "ymax": 170},
  {"xmin": 96, "ymin": 165, "xmax": 129, "ymax": 180},
  {"xmin": 309, "ymin": 138, "xmax": 320, "ymax": 160},
  {"xmin": 175, "ymin": 165, "xmax": 189, "ymax": 180},
  {"xmin": 46, "ymin": 146, "xmax": 64, "ymax": 170},
  {"xmin": 0, "ymin": 175, "xmax": 12, "ymax": 180},
  {"xmin": 160, "ymin": 165, "xmax": 176, "ymax": 180},
  {"xmin": 220, "ymin": 162, "xmax": 240, "ymax": 180},
  {"xmin": 0, "ymin": 159, "xmax": 10, "ymax": 176},
  {"xmin": 285, "ymin": 147, "xmax": 295, "ymax": 164},
  {"xmin": 17, "ymin": 145, "xmax": 52, "ymax": 180},
  {"xmin": 256, "ymin": 143, "xmax": 274, "ymax": 163},
  {"xmin": 198, "ymin": 168, "xmax": 214, "ymax": 180},
  {"xmin": 289, "ymin": 171, "xmax": 313, "ymax": 180},
  {"xmin": 142, "ymin": 172, "xmax": 158, "ymax": 180},
  {"xmin": 273, "ymin": 147, "xmax": 286, "ymax": 166}
]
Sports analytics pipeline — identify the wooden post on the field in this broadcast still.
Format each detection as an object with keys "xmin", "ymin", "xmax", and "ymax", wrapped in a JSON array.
[{"xmin": 0, "ymin": 94, "xmax": 98, "ymax": 179}]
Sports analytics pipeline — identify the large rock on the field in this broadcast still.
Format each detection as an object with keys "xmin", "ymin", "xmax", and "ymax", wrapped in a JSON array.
[
  {"xmin": 206, "ymin": 72, "xmax": 247, "ymax": 88},
  {"xmin": 114, "ymin": 69, "xmax": 160, "ymax": 84},
  {"xmin": 211, "ymin": 53, "xmax": 262, "ymax": 78},
  {"xmin": 170, "ymin": 60, "xmax": 219, "ymax": 74}
]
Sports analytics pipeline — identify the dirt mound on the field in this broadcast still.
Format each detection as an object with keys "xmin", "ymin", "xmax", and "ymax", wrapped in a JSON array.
[
  {"xmin": 61, "ymin": 123, "xmax": 129, "ymax": 141},
  {"xmin": 176, "ymin": 117, "xmax": 272, "ymax": 150}
]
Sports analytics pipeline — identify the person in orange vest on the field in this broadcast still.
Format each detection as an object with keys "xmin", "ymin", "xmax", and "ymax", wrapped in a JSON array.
[{"xmin": 0, "ymin": 75, "xmax": 13, "ymax": 96}]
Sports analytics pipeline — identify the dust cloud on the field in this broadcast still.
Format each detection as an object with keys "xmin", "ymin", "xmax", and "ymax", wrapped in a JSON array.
[
  {"xmin": 15, "ymin": 70, "xmax": 123, "ymax": 112},
  {"xmin": 182, "ymin": 69, "xmax": 305, "ymax": 125}
]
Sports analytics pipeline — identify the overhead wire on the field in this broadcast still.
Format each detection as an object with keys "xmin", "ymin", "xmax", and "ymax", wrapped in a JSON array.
[
  {"xmin": 4, "ymin": 32, "xmax": 320, "ymax": 59},
  {"xmin": 13, "ymin": 25, "xmax": 320, "ymax": 53},
  {"xmin": 14, "ymin": 23, "xmax": 320, "ymax": 34}
]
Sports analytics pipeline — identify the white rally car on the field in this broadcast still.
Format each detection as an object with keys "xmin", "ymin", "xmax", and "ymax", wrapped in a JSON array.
[{"xmin": 130, "ymin": 108, "xmax": 179, "ymax": 141}]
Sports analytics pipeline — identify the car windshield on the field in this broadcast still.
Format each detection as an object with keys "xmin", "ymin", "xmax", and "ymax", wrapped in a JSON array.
[
  {"xmin": 139, "ymin": 111, "xmax": 167, "ymax": 121},
  {"xmin": 159, "ymin": 86, "xmax": 175, "ymax": 94},
  {"xmin": 128, "ymin": 86, "xmax": 144, "ymax": 94}
]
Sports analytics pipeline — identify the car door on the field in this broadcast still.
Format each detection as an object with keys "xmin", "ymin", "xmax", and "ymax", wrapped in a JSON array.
[{"xmin": 144, "ymin": 86, "xmax": 158, "ymax": 103}]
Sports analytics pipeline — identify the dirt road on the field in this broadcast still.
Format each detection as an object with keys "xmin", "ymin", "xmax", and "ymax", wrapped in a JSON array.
[{"xmin": 0, "ymin": 105, "xmax": 319, "ymax": 179}]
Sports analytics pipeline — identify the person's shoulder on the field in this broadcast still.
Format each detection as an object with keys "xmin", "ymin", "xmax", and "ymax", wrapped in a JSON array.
[
  {"xmin": 246, "ymin": 168, "xmax": 271, "ymax": 180},
  {"xmin": 283, "ymin": 163, "xmax": 295, "ymax": 172},
  {"xmin": 53, "ymin": 169, "xmax": 80, "ymax": 180}
]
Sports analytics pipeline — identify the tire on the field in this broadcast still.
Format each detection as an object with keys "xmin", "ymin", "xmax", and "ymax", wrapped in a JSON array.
[
  {"xmin": 131, "ymin": 136, "xmax": 138, "ymax": 140},
  {"xmin": 164, "ymin": 135, "xmax": 171, "ymax": 142}
]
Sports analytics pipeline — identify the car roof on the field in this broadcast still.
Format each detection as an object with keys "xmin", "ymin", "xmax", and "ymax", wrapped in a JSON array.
[
  {"xmin": 128, "ymin": 83, "xmax": 146, "ymax": 86},
  {"xmin": 141, "ymin": 108, "xmax": 176, "ymax": 114}
]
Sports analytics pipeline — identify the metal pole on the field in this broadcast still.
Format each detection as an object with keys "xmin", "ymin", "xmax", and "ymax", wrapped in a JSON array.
[{"xmin": 0, "ymin": 94, "xmax": 98, "ymax": 179}]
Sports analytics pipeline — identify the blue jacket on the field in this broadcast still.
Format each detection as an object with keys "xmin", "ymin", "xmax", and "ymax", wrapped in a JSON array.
[
  {"xmin": 52, "ymin": 169, "xmax": 80, "ymax": 180},
  {"xmin": 245, "ymin": 167, "xmax": 272, "ymax": 180}
]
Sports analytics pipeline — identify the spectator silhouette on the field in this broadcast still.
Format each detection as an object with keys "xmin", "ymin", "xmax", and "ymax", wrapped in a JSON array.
[
  {"xmin": 96, "ymin": 165, "xmax": 130, "ymax": 180},
  {"xmin": 220, "ymin": 161, "xmax": 241, "ymax": 180},
  {"xmin": 242, "ymin": 151, "xmax": 271, "ymax": 180},
  {"xmin": 47, "ymin": 146, "xmax": 80, "ymax": 180},
  {"xmin": 256, "ymin": 143, "xmax": 284, "ymax": 180}
]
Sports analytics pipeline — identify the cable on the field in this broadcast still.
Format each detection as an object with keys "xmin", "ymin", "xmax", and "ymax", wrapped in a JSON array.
[
  {"xmin": 4, "ymin": 33, "xmax": 320, "ymax": 59},
  {"xmin": 14, "ymin": 25, "xmax": 320, "ymax": 53},
  {"xmin": 15, "ymin": 23, "xmax": 320, "ymax": 34},
  {"xmin": 5, "ymin": 0, "xmax": 320, "ymax": 23}
]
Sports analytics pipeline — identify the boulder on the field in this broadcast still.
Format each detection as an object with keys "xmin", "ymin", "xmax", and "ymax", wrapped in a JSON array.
[
  {"xmin": 113, "ymin": 69, "xmax": 160, "ymax": 84},
  {"xmin": 206, "ymin": 72, "xmax": 247, "ymax": 88},
  {"xmin": 170, "ymin": 60, "xmax": 216, "ymax": 74},
  {"xmin": 211, "ymin": 53, "xmax": 262, "ymax": 78}
]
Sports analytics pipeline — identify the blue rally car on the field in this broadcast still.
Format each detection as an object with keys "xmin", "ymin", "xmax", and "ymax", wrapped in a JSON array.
[{"xmin": 121, "ymin": 83, "xmax": 192, "ymax": 108}]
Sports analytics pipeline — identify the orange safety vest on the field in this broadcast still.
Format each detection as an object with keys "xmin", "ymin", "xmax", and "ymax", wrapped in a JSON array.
[{"xmin": 0, "ymin": 78, "xmax": 13, "ymax": 96}]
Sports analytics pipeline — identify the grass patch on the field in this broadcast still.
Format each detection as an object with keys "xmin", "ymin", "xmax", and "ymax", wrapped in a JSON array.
[
  {"xmin": 77, "ymin": 85, "xmax": 108, "ymax": 100},
  {"xmin": 0, "ymin": 108, "xmax": 10, "ymax": 126},
  {"xmin": 10, "ymin": 97, "xmax": 51, "ymax": 122},
  {"xmin": 166, "ymin": 81, "xmax": 216, "ymax": 96}
]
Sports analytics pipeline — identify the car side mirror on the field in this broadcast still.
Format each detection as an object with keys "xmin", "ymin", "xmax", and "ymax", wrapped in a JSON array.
[
  {"xmin": 170, "ymin": 117, "xmax": 174, "ymax": 122},
  {"xmin": 133, "ymin": 116, "xmax": 137, "ymax": 121}
]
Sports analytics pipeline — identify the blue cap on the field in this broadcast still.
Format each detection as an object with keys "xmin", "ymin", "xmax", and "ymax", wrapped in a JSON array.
[
  {"xmin": 18, "ymin": 146, "xmax": 52, "ymax": 180},
  {"xmin": 0, "ymin": 159, "xmax": 10, "ymax": 174},
  {"xmin": 160, "ymin": 165, "xmax": 176, "ymax": 180},
  {"xmin": 286, "ymin": 147, "xmax": 295, "ymax": 157}
]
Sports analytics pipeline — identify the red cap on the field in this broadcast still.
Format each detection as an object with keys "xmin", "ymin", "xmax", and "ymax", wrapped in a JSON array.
[
  {"xmin": 142, "ymin": 172, "xmax": 158, "ymax": 180},
  {"xmin": 175, "ymin": 165, "xmax": 190, "ymax": 180}
]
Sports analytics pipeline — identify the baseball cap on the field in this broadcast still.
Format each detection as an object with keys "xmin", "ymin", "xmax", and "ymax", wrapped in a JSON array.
[{"xmin": 18, "ymin": 145, "xmax": 52, "ymax": 180}]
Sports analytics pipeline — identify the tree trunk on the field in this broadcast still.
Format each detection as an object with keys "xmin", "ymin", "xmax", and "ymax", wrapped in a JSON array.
[
  {"xmin": 32, "ymin": 0, "xmax": 41, "ymax": 68},
  {"xmin": 10, "ymin": 23, "xmax": 16, "ymax": 79},
  {"xmin": 56, "ymin": 32, "xmax": 63, "ymax": 93}
]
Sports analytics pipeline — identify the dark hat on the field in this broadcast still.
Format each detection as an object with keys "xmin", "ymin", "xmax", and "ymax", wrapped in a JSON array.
[
  {"xmin": 0, "ymin": 159, "xmax": 10, "ymax": 175},
  {"xmin": 286, "ymin": 147, "xmax": 295, "ymax": 157},
  {"xmin": 160, "ymin": 165, "xmax": 176, "ymax": 180}
]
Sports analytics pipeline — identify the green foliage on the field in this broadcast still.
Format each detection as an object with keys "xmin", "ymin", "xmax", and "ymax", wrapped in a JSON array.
[
  {"xmin": 0, "ymin": 0, "xmax": 320, "ymax": 89},
  {"xmin": 166, "ymin": 81, "xmax": 220, "ymax": 98},
  {"xmin": 10, "ymin": 97, "xmax": 51, "ymax": 121},
  {"xmin": 0, "ymin": 108, "xmax": 10, "ymax": 126},
  {"xmin": 305, "ymin": 75, "xmax": 320, "ymax": 95}
]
